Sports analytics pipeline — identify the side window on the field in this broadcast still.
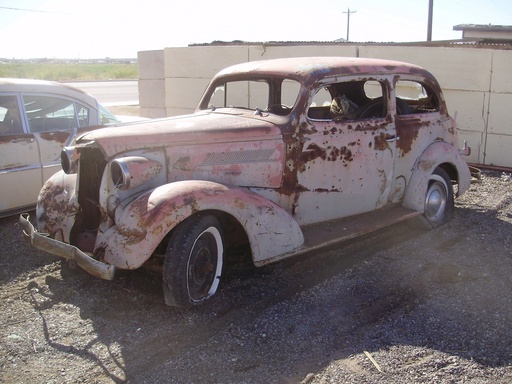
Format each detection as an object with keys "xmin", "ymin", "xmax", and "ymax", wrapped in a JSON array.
[
  {"xmin": 0, "ymin": 95, "xmax": 23, "ymax": 135},
  {"xmin": 281, "ymin": 79, "xmax": 301, "ymax": 108},
  {"xmin": 307, "ymin": 80, "xmax": 386, "ymax": 121},
  {"xmin": 22, "ymin": 95, "xmax": 78, "ymax": 133},
  {"xmin": 395, "ymin": 80, "xmax": 439, "ymax": 115}
]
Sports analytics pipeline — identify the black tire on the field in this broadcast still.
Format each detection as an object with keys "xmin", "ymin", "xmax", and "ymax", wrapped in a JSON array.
[
  {"xmin": 415, "ymin": 167, "xmax": 454, "ymax": 229},
  {"xmin": 163, "ymin": 215, "xmax": 224, "ymax": 308}
]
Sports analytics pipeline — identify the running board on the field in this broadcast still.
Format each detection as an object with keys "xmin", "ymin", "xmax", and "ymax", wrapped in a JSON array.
[{"xmin": 257, "ymin": 206, "xmax": 421, "ymax": 266}]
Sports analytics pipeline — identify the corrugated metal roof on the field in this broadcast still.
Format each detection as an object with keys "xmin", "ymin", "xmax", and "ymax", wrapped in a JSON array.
[
  {"xmin": 453, "ymin": 24, "xmax": 512, "ymax": 32},
  {"xmin": 190, "ymin": 40, "xmax": 512, "ymax": 50}
]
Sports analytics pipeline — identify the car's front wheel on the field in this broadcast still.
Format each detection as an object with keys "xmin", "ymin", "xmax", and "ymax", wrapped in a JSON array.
[
  {"xmin": 416, "ymin": 167, "xmax": 454, "ymax": 229},
  {"xmin": 163, "ymin": 215, "xmax": 224, "ymax": 308}
]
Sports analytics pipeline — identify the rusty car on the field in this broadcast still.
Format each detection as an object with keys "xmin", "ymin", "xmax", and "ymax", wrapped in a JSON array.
[
  {"xmin": 20, "ymin": 57, "xmax": 472, "ymax": 308},
  {"xmin": 1, "ymin": 78, "xmax": 122, "ymax": 217}
]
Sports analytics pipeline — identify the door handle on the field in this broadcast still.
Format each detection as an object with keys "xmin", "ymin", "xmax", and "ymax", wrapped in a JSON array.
[{"xmin": 10, "ymin": 137, "xmax": 35, "ymax": 143}]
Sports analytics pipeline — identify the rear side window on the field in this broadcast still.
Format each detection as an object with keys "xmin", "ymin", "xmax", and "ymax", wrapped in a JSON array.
[
  {"xmin": 23, "ymin": 95, "xmax": 79, "ymax": 133},
  {"xmin": 76, "ymin": 103, "xmax": 91, "ymax": 127},
  {"xmin": 395, "ymin": 80, "xmax": 439, "ymax": 114}
]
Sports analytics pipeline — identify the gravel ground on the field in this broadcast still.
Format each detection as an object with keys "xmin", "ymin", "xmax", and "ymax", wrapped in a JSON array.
[{"xmin": 1, "ymin": 169, "xmax": 511, "ymax": 384}]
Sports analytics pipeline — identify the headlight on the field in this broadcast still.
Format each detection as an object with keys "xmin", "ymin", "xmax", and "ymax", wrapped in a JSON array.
[
  {"xmin": 61, "ymin": 146, "xmax": 80, "ymax": 174},
  {"xmin": 111, "ymin": 156, "xmax": 162, "ymax": 190}
]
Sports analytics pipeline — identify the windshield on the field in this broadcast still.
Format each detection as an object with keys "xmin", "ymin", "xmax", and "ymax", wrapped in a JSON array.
[{"xmin": 204, "ymin": 78, "xmax": 300, "ymax": 116}]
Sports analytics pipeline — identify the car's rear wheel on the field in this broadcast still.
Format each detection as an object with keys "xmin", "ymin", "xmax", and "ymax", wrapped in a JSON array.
[
  {"xmin": 163, "ymin": 215, "xmax": 224, "ymax": 308},
  {"xmin": 415, "ymin": 167, "xmax": 454, "ymax": 229}
]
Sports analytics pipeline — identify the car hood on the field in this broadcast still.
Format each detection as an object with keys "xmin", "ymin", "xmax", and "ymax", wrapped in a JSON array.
[{"xmin": 76, "ymin": 112, "xmax": 283, "ymax": 158}]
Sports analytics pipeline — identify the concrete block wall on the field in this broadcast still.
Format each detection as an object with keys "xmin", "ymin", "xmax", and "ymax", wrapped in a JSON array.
[
  {"xmin": 138, "ymin": 50, "xmax": 166, "ymax": 118},
  {"xmin": 138, "ymin": 44, "xmax": 512, "ymax": 167}
]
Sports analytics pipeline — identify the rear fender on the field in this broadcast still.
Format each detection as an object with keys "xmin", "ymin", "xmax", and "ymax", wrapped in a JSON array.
[
  {"xmin": 97, "ymin": 180, "xmax": 304, "ymax": 269},
  {"xmin": 402, "ymin": 141, "xmax": 471, "ymax": 212}
]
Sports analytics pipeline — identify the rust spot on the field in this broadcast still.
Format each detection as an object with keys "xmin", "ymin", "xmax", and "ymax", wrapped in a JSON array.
[
  {"xmin": 298, "ymin": 143, "xmax": 354, "ymax": 172},
  {"xmin": 278, "ymin": 134, "xmax": 301, "ymax": 197},
  {"xmin": 395, "ymin": 120, "xmax": 421, "ymax": 155},
  {"xmin": 314, "ymin": 188, "xmax": 341, "ymax": 193},
  {"xmin": 174, "ymin": 156, "xmax": 191, "ymax": 171},
  {"xmin": 40, "ymin": 131, "xmax": 70, "ymax": 143},
  {"xmin": 300, "ymin": 143, "xmax": 326, "ymax": 164},
  {"xmin": 183, "ymin": 194, "xmax": 199, "ymax": 212},
  {"xmin": 37, "ymin": 180, "xmax": 79, "ymax": 237},
  {"xmin": 0, "ymin": 134, "xmax": 35, "ymax": 144},
  {"xmin": 374, "ymin": 133, "xmax": 392, "ymax": 152},
  {"xmin": 327, "ymin": 146, "xmax": 340, "ymax": 161}
]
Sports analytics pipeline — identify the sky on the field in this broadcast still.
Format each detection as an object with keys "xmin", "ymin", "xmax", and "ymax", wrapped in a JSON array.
[{"xmin": 1, "ymin": 0, "xmax": 512, "ymax": 59}]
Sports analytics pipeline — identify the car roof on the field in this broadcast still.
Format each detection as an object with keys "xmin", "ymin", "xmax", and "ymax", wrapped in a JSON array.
[
  {"xmin": 215, "ymin": 57, "xmax": 436, "ymax": 83},
  {"xmin": 0, "ymin": 78, "xmax": 98, "ymax": 107}
]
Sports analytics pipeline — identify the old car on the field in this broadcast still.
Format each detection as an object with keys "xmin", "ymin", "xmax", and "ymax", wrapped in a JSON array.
[
  {"xmin": 20, "ymin": 57, "xmax": 471, "ymax": 308},
  {"xmin": 0, "ymin": 78, "xmax": 121, "ymax": 217}
]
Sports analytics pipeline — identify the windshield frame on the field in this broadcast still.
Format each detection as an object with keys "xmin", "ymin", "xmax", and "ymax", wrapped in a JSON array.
[{"xmin": 198, "ymin": 75, "xmax": 301, "ymax": 117}]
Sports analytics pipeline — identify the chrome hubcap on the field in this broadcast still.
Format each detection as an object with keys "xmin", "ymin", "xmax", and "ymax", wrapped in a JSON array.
[{"xmin": 425, "ymin": 180, "xmax": 447, "ymax": 222}]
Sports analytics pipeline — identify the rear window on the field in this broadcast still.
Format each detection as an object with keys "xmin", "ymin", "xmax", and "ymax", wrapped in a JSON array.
[{"xmin": 395, "ymin": 80, "xmax": 440, "ymax": 114}]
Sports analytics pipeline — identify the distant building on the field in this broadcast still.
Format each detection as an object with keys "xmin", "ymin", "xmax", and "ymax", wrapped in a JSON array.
[{"xmin": 453, "ymin": 24, "xmax": 512, "ymax": 42}]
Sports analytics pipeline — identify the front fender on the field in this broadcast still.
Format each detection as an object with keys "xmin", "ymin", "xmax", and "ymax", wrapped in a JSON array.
[
  {"xmin": 96, "ymin": 180, "xmax": 304, "ymax": 269},
  {"xmin": 36, "ymin": 170, "xmax": 78, "ymax": 242},
  {"xmin": 402, "ymin": 141, "xmax": 471, "ymax": 212}
]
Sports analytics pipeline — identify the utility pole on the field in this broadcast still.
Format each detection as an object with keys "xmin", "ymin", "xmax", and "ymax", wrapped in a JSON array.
[
  {"xmin": 427, "ymin": 0, "xmax": 434, "ymax": 41},
  {"xmin": 343, "ymin": 8, "xmax": 356, "ymax": 41}
]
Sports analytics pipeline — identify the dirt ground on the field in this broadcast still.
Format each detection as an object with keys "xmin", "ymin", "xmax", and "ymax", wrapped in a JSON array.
[{"xmin": 1, "ymin": 165, "xmax": 511, "ymax": 383}]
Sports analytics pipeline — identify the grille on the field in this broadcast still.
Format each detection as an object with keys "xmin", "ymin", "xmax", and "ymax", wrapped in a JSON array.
[{"xmin": 200, "ymin": 149, "xmax": 275, "ymax": 166}]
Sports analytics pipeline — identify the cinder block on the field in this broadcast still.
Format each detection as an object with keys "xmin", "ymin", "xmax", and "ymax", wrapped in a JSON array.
[
  {"xmin": 491, "ymin": 51, "xmax": 512, "ymax": 93},
  {"xmin": 164, "ymin": 47, "xmax": 249, "ymax": 79},
  {"xmin": 484, "ymin": 133, "xmax": 512, "ymax": 167},
  {"xmin": 443, "ymin": 89, "xmax": 488, "ymax": 133},
  {"xmin": 488, "ymin": 92, "xmax": 512, "ymax": 135},
  {"xmin": 166, "ymin": 107, "xmax": 195, "ymax": 117},
  {"xmin": 138, "ymin": 50, "xmax": 165, "ymax": 80},
  {"xmin": 138, "ymin": 79, "xmax": 165, "ymax": 108},
  {"xmin": 140, "ymin": 107, "xmax": 167, "ymax": 119},
  {"xmin": 165, "ymin": 78, "xmax": 211, "ymax": 110}
]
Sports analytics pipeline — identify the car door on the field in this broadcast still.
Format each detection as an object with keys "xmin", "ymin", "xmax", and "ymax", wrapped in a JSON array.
[
  {"xmin": 21, "ymin": 94, "xmax": 89, "ymax": 187},
  {"xmin": 293, "ymin": 77, "xmax": 397, "ymax": 225},
  {"xmin": 0, "ymin": 94, "xmax": 43, "ymax": 214}
]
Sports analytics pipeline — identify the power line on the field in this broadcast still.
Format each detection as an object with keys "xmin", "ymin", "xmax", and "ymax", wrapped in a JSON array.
[
  {"xmin": 343, "ymin": 8, "xmax": 357, "ymax": 41},
  {"xmin": 0, "ymin": 6, "xmax": 72, "ymax": 15}
]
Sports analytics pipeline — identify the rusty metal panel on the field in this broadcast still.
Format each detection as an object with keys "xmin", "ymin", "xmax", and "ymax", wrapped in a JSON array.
[{"xmin": 94, "ymin": 181, "xmax": 304, "ymax": 269}]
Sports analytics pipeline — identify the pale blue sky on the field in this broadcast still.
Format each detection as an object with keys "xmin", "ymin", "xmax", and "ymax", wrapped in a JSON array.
[{"xmin": 1, "ymin": 0, "xmax": 511, "ymax": 59}]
